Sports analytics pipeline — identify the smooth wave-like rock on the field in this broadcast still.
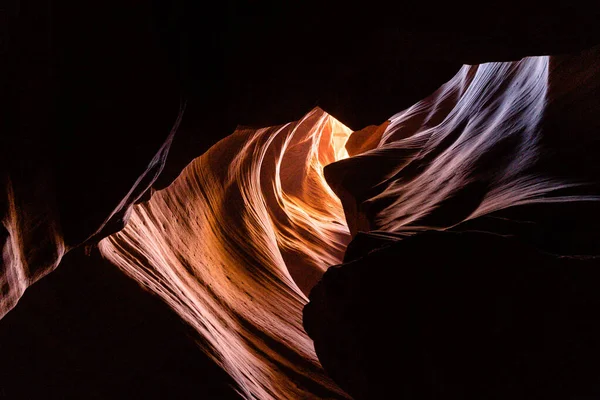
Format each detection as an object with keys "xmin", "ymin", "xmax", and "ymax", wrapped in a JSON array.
[
  {"xmin": 99, "ymin": 108, "xmax": 352, "ymax": 399},
  {"xmin": 326, "ymin": 45, "xmax": 600, "ymax": 253}
]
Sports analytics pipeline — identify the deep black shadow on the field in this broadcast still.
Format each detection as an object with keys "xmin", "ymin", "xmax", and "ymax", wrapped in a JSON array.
[
  {"xmin": 305, "ymin": 231, "xmax": 600, "ymax": 399},
  {"xmin": 0, "ymin": 248, "xmax": 239, "ymax": 400}
]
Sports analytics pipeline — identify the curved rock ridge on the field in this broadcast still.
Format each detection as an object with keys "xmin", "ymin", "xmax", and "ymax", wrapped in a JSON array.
[
  {"xmin": 327, "ymin": 47, "xmax": 600, "ymax": 247},
  {"xmin": 99, "ymin": 108, "xmax": 352, "ymax": 399}
]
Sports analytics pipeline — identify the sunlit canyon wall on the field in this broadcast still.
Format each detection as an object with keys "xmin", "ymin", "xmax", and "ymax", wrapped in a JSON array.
[
  {"xmin": 100, "ymin": 47, "xmax": 600, "ymax": 399},
  {"xmin": 1, "ymin": 42, "xmax": 596, "ymax": 399},
  {"xmin": 99, "ymin": 109, "xmax": 352, "ymax": 399}
]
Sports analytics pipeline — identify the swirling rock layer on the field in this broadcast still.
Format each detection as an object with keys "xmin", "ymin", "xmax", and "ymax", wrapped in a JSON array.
[{"xmin": 100, "ymin": 109, "xmax": 352, "ymax": 399}]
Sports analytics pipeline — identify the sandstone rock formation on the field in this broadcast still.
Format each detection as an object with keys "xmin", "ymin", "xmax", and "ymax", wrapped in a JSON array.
[
  {"xmin": 3, "ymin": 3, "xmax": 600, "ymax": 399},
  {"xmin": 99, "ymin": 109, "xmax": 352, "ymax": 399}
]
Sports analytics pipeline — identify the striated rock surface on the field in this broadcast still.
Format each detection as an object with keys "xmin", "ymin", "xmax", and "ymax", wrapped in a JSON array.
[
  {"xmin": 325, "ymin": 45, "xmax": 600, "ymax": 251},
  {"xmin": 99, "ymin": 109, "xmax": 352, "ymax": 399}
]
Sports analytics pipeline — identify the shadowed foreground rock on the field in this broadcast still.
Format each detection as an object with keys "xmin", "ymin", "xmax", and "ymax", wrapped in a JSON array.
[
  {"xmin": 304, "ymin": 231, "xmax": 600, "ymax": 399},
  {"xmin": 0, "ymin": 248, "xmax": 240, "ymax": 399}
]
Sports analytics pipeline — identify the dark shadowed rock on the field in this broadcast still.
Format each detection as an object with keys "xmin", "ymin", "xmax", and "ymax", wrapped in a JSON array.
[
  {"xmin": 305, "ymin": 231, "xmax": 600, "ymax": 399},
  {"xmin": 0, "ymin": 248, "xmax": 240, "ymax": 399}
]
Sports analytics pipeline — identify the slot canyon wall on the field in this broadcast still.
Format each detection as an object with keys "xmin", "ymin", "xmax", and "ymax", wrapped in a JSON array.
[
  {"xmin": 3, "ymin": 2, "xmax": 600, "ymax": 399},
  {"xmin": 99, "ymin": 47, "xmax": 600, "ymax": 399},
  {"xmin": 99, "ymin": 109, "xmax": 352, "ymax": 399}
]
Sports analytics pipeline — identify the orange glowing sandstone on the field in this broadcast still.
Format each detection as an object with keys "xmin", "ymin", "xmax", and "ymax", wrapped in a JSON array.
[{"xmin": 100, "ymin": 108, "xmax": 352, "ymax": 399}]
